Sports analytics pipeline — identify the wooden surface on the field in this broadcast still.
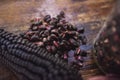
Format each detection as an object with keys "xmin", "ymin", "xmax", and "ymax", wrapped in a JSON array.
[
  {"xmin": 0, "ymin": 0, "xmax": 116, "ymax": 80},
  {"xmin": 0, "ymin": 63, "xmax": 18, "ymax": 80}
]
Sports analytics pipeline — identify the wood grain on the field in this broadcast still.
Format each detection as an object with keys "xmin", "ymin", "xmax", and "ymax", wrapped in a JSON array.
[{"xmin": 0, "ymin": 0, "xmax": 116, "ymax": 80}]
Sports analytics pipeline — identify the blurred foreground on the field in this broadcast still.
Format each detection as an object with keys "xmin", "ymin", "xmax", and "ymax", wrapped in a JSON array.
[{"xmin": 0, "ymin": 0, "xmax": 116, "ymax": 80}]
